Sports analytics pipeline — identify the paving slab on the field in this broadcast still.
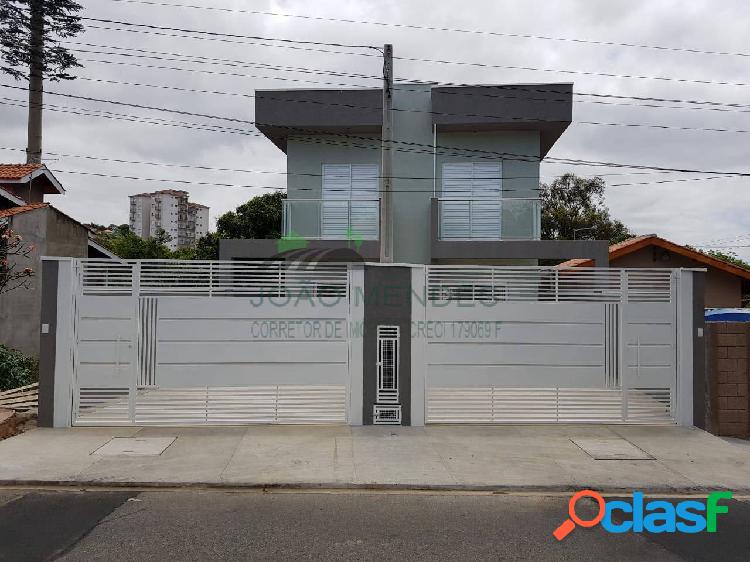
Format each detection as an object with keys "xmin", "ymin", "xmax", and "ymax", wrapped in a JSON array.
[
  {"xmin": 79, "ymin": 426, "xmax": 247, "ymax": 485},
  {"xmin": 92, "ymin": 437, "xmax": 176, "ymax": 457},
  {"xmin": 571, "ymin": 437, "xmax": 654, "ymax": 460}
]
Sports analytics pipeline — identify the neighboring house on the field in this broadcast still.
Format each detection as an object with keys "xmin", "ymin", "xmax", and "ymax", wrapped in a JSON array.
[
  {"xmin": 0, "ymin": 164, "xmax": 65, "ymax": 205},
  {"xmin": 559, "ymin": 234, "xmax": 750, "ymax": 308},
  {"xmin": 0, "ymin": 164, "xmax": 114, "ymax": 358},
  {"xmin": 129, "ymin": 190, "xmax": 210, "ymax": 251},
  {"xmin": 220, "ymin": 83, "xmax": 608, "ymax": 265}
]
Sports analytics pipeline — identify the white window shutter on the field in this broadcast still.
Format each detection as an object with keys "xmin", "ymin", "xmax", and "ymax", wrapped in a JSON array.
[
  {"xmin": 322, "ymin": 164, "xmax": 379, "ymax": 239},
  {"xmin": 441, "ymin": 162, "xmax": 503, "ymax": 239}
]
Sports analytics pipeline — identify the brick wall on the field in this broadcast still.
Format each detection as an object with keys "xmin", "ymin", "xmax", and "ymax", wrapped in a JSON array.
[{"xmin": 706, "ymin": 323, "xmax": 750, "ymax": 438}]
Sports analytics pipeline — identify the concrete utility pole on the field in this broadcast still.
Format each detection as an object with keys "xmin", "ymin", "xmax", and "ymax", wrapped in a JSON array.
[
  {"xmin": 379, "ymin": 44, "xmax": 394, "ymax": 263},
  {"xmin": 26, "ymin": 0, "xmax": 44, "ymax": 164}
]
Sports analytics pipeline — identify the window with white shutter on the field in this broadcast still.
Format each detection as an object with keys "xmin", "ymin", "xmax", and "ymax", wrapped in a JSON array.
[
  {"xmin": 322, "ymin": 164, "xmax": 379, "ymax": 239},
  {"xmin": 441, "ymin": 162, "xmax": 502, "ymax": 239}
]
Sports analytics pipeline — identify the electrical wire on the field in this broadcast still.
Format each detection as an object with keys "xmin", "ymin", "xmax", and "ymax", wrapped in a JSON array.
[{"xmin": 106, "ymin": 0, "xmax": 750, "ymax": 59}]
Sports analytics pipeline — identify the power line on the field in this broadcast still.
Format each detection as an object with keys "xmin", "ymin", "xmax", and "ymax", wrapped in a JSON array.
[
  {"xmin": 0, "ymin": 145, "xmax": 710, "ymax": 185},
  {"xmin": 76, "ymin": 56, "xmax": 369, "ymax": 88},
  {"xmin": 107, "ymin": 0, "xmax": 750, "ymax": 59},
  {"xmin": 81, "ymin": 18, "xmax": 750, "ymax": 88},
  {"xmin": 68, "ymin": 43, "xmax": 381, "ymax": 80},
  {"xmin": 82, "ymin": 17, "xmax": 380, "ymax": 50},
  {"xmin": 4, "ymin": 81, "xmax": 750, "ymax": 137},
  {"xmin": 4, "ymin": 86, "xmax": 750, "ymax": 178},
  {"xmin": 53, "ymin": 168, "xmax": 287, "ymax": 190},
  {"xmin": 1, "ymin": 144, "xmax": 741, "ymax": 194},
  {"xmin": 0, "ymin": 97, "xmax": 258, "ymax": 137},
  {"xmin": 67, "ymin": 42, "xmax": 750, "ymax": 113}
]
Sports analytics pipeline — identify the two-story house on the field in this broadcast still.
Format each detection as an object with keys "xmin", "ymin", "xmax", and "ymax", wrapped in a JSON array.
[{"xmin": 220, "ymin": 82, "xmax": 608, "ymax": 266}]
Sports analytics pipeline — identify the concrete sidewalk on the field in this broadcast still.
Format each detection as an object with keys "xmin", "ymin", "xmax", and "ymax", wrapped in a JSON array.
[{"xmin": 1, "ymin": 424, "xmax": 749, "ymax": 492}]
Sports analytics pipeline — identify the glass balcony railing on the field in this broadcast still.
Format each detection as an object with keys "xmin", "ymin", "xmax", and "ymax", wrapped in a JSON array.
[
  {"xmin": 282, "ymin": 198, "xmax": 380, "ymax": 240},
  {"xmin": 437, "ymin": 198, "xmax": 541, "ymax": 241}
]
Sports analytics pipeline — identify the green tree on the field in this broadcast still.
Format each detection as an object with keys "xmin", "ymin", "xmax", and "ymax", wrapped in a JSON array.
[
  {"xmin": 540, "ymin": 173, "xmax": 633, "ymax": 243},
  {"xmin": 216, "ymin": 192, "xmax": 286, "ymax": 239},
  {"xmin": 96, "ymin": 225, "xmax": 173, "ymax": 260},
  {"xmin": 0, "ymin": 0, "xmax": 83, "ymax": 80},
  {"xmin": 1, "ymin": 0, "xmax": 84, "ymax": 163},
  {"xmin": 703, "ymin": 249, "xmax": 750, "ymax": 271}
]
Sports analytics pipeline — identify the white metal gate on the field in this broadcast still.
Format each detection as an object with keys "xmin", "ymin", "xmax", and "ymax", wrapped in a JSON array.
[
  {"xmin": 374, "ymin": 325, "xmax": 401, "ymax": 424},
  {"xmin": 423, "ymin": 266, "xmax": 680, "ymax": 424},
  {"xmin": 71, "ymin": 260, "xmax": 350, "ymax": 426}
]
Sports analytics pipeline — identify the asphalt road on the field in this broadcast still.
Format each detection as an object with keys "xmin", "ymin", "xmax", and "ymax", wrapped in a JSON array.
[{"xmin": 0, "ymin": 489, "xmax": 748, "ymax": 561}]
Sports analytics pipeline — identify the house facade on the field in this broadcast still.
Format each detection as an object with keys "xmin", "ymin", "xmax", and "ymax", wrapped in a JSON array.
[
  {"xmin": 34, "ymin": 85, "xmax": 706, "ymax": 430},
  {"xmin": 220, "ymin": 83, "xmax": 608, "ymax": 266}
]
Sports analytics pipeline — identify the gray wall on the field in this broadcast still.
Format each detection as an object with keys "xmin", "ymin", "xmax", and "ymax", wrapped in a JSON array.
[
  {"xmin": 37, "ymin": 260, "xmax": 58, "ymax": 427},
  {"xmin": 0, "ymin": 208, "xmax": 88, "ymax": 357},
  {"xmin": 362, "ymin": 266, "xmax": 412, "ymax": 425}
]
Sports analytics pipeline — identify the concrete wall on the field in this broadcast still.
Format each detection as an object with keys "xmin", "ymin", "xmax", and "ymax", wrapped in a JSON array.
[
  {"xmin": 0, "ymin": 208, "xmax": 88, "ymax": 357},
  {"xmin": 611, "ymin": 247, "xmax": 742, "ymax": 308},
  {"xmin": 705, "ymin": 322, "xmax": 750, "ymax": 438}
]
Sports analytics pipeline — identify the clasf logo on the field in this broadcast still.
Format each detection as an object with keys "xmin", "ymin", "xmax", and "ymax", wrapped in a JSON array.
[{"xmin": 553, "ymin": 490, "xmax": 733, "ymax": 540}]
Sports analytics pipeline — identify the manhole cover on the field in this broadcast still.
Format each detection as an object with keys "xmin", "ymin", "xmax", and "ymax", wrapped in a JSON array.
[
  {"xmin": 92, "ymin": 437, "xmax": 176, "ymax": 456},
  {"xmin": 571, "ymin": 438, "xmax": 653, "ymax": 460}
]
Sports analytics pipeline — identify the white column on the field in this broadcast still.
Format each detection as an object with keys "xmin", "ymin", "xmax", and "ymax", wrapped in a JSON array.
[
  {"xmin": 676, "ymin": 269, "xmax": 695, "ymax": 427},
  {"xmin": 347, "ymin": 264, "xmax": 365, "ymax": 425},
  {"xmin": 410, "ymin": 266, "xmax": 427, "ymax": 426},
  {"xmin": 52, "ymin": 258, "xmax": 75, "ymax": 427}
]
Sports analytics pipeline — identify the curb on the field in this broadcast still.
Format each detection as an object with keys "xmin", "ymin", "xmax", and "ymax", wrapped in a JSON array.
[{"xmin": 0, "ymin": 480, "xmax": 744, "ymax": 495}]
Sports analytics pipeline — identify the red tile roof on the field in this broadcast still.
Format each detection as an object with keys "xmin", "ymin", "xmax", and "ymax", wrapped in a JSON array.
[
  {"xmin": 0, "ymin": 203, "xmax": 48, "ymax": 218},
  {"xmin": 0, "ymin": 164, "xmax": 45, "ymax": 181},
  {"xmin": 558, "ymin": 234, "xmax": 750, "ymax": 281}
]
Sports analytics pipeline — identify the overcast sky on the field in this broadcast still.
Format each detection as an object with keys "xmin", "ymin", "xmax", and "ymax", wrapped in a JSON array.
[{"xmin": 1, "ymin": 0, "xmax": 749, "ymax": 258}]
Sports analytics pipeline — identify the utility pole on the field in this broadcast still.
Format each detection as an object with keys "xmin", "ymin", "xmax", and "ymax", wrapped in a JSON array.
[
  {"xmin": 379, "ymin": 44, "xmax": 394, "ymax": 263},
  {"xmin": 26, "ymin": 0, "xmax": 44, "ymax": 164}
]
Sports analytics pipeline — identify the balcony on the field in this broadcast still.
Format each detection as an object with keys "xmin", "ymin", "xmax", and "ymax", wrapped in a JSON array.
[
  {"xmin": 436, "ymin": 197, "xmax": 541, "ymax": 241},
  {"xmin": 282, "ymin": 198, "xmax": 380, "ymax": 240}
]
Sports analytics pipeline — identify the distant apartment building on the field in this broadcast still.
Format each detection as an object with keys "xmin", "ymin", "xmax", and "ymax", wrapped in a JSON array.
[{"xmin": 129, "ymin": 190, "xmax": 210, "ymax": 250}]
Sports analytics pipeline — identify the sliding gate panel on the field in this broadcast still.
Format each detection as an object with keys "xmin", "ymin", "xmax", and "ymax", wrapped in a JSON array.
[
  {"xmin": 424, "ymin": 267, "xmax": 677, "ymax": 424},
  {"xmin": 71, "ymin": 260, "xmax": 350, "ymax": 426}
]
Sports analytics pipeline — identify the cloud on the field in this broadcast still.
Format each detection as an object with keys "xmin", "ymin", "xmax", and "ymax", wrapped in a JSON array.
[{"xmin": 1, "ymin": 0, "xmax": 748, "ymax": 258}]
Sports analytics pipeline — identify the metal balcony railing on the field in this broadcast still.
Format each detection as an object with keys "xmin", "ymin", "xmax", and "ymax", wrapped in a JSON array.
[
  {"xmin": 282, "ymin": 198, "xmax": 380, "ymax": 240},
  {"xmin": 437, "ymin": 197, "xmax": 541, "ymax": 241}
]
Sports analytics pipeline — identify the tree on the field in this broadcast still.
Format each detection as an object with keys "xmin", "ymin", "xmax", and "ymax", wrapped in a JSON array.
[
  {"xmin": 95, "ymin": 225, "xmax": 173, "ymax": 260},
  {"xmin": 0, "ymin": 0, "xmax": 84, "ymax": 163},
  {"xmin": 703, "ymin": 249, "xmax": 750, "ymax": 271},
  {"xmin": 216, "ymin": 192, "xmax": 286, "ymax": 239},
  {"xmin": 540, "ymin": 173, "xmax": 633, "ymax": 244},
  {"xmin": 0, "ymin": 221, "xmax": 35, "ymax": 294}
]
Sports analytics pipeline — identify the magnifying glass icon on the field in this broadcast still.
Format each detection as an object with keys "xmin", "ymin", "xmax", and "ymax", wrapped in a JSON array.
[{"xmin": 553, "ymin": 490, "xmax": 606, "ymax": 541}]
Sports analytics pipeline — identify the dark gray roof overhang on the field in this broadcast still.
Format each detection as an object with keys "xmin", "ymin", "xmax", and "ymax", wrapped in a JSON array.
[
  {"xmin": 430, "ymin": 83, "xmax": 573, "ymax": 158},
  {"xmin": 255, "ymin": 84, "xmax": 573, "ymax": 157},
  {"xmin": 255, "ymin": 89, "xmax": 382, "ymax": 153}
]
